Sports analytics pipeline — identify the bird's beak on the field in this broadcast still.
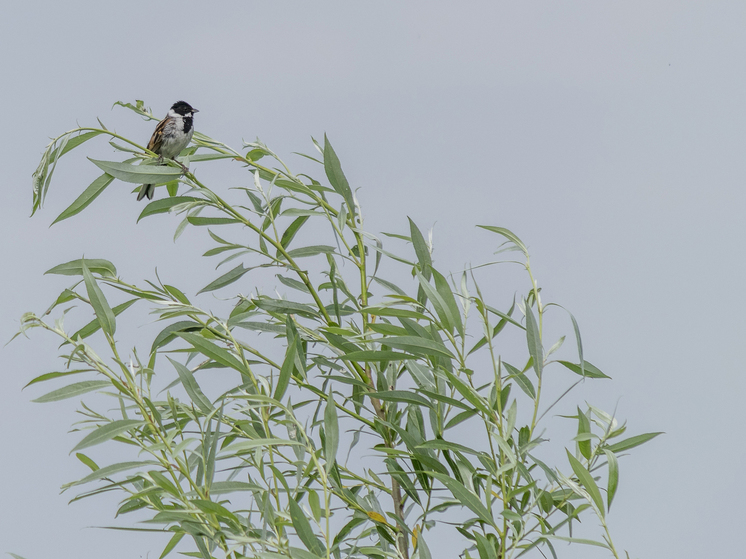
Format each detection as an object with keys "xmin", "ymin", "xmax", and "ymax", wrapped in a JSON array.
[{"xmin": 193, "ymin": 109, "xmax": 199, "ymax": 113}]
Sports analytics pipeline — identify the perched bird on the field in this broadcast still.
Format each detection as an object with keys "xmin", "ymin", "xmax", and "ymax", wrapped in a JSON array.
[{"xmin": 137, "ymin": 100, "xmax": 199, "ymax": 201}]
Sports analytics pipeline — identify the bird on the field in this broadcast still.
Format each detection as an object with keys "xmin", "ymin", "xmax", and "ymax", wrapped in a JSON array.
[{"xmin": 137, "ymin": 100, "xmax": 199, "ymax": 201}]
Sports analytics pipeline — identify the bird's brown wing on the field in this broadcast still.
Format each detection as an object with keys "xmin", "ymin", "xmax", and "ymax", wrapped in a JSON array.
[{"xmin": 147, "ymin": 116, "xmax": 172, "ymax": 154}]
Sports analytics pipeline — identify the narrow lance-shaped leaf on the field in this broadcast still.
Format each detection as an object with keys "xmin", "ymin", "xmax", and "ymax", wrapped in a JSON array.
[
  {"xmin": 577, "ymin": 407, "xmax": 591, "ymax": 460},
  {"xmin": 286, "ymin": 245, "xmax": 337, "ymax": 259},
  {"xmin": 274, "ymin": 320, "xmax": 297, "ymax": 400},
  {"xmin": 159, "ymin": 532, "xmax": 184, "ymax": 559},
  {"xmin": 525, "ymin": 302, "xmax": 543, "ymax": 377},
  {"xmin": 64, "ymin": 460, "xmax": 159, "ymax": 488},
  {"xmin": 23, "ymin": 370, "xmax": 91, "ymax": 389},
  {"xmin": 288, "ymin": 497, "xmax": 326, "ymax": 556},
  {"xmin": 32, "ymin": 380, "xmax": 110, "ymax": 403},
  {"xmin": 604, "ymin": 449, "xmax": 619, "ymax": 509},
  {"xmin": 280, "ymin": 215, "xmax": 309, "ymax": 249},
  {"xmin": 477, "ymin": 225, "xmax": 529, "ymax": 257},
  {"xmin": 324, "ymin": 390, "xmax": 339, "ymax": 472},
  {"xmin": 197, "ymin": 263, "xmax": 250, "ymax": 294},
  {"xmin": 606, "ymin": 432, "xmax": 663, "ymax": 453},
  {"xmin": 566, "ymin": 450, "xmax": 605, "ymax": 517},
  {"xmin": 150, "ymin": 321, "xmax": 202, "ymax": 353},
  {"xmin": 70, "ymin": 299, "xmax": 137, "ymax": 341},
  {"xmin": 382, "ymin": 335, "xmax": 455, "ymax": 360},
  {"xmin": 187, "ymin": 216, "xmax": 240, "ymax": 226},
  {"xmin": 138, "ymin": 196, "xmax": 204, "ymax": 222},
  {"xmin": 52, "ymin": 173, "xmax": 115, "ymax": 225},
  {"xmin": 408, "ymin": 217, "xmax": 432, "ymax": 280},
  {"xmin": 323, "ymin": 135, "xmax": 355, "ymax": 219},
  {"xmin": 415, "ymin": 269, "xmax": 457, "ymax": 335},
  {"xmin": 89, "ymin": 158, "xmax": 183, "ymax": 184},
  {"xmin": 71, "ymin": 419, "xmax": 145, "ymax": 452},
  {"xmin": 431, "ymin": 268, "xmax": 464, "ymax": 337},
  {"xmin": 169, "ymin": 357, "xmax": 214, "ymax": 414},
  {"xmin": 558, "ymin": 360, "xmax": 610, "ymax": 379},
  {"xmin": 82, "ymin": 259, "xmax": 116, "ymax": 336},
  {"xmin": 46, "ymin": 258, "xmax": 117, "ymax": 277},
  {"xmin": 176, "ymin": 332, "xmax": 247, "ymax": 374},
  {"xmin": 428, "ymin": 471, "xmax": 494, "ymax": 525}
]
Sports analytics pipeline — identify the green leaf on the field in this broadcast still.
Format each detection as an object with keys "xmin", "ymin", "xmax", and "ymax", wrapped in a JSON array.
[
  {"xmin": 323, "ymin": 134, "xmax": 355, "ymax": 218},
  {"xmin": 286, "ymin": 245, "xmax": 337, "ymax": 259},
  {"xmin": 548, "ymin": 535, "xmax": 610, "ymax": 549},
  {"xmin": 23, "ymin": 369, "xmax": 90, "ymax": 389},
  {"xmin": 209, "ymin": 481, "xmax": 263, "ymax": 494},
  {"xmin": 280, "ymin": 216, "xmax": 309, "ymax": 249},
  {"xmin": 566, "ymin": 450, "xmax": 605, "ymax": 517},
  {"xmin": 32, "ymin": 380, "xmax": 110, "ymax": 403},
  {"xmin": 187, "ymin": 216, "xmax": 240, "ymax": 226},
  {"xmin": 510, "ymin": 369, "xmax": 535, "ymax": 399},
  {"xmin": 149, "ymin": 471, "xmax": 181, "ymax": 498},
  {"xmin": 363, "ymin": 306, "xmax": 431, "ymax": 321},
  {"xmin": 524, "ymin": 304, "xmax": 542, "ymax": 377},
  {"xmin": 176, "ymin": 332, "xmax": 247, "ymax": 374},
  {"xmin": 324, "ymin": 391, "xmax": 339, "ymax": 472},
  {"xmin": 577, "ymin": 407, "xmax": 591, "ymax": 460},
  {"xmin": 274, "ymin": 326, "xmax": 296, "ymax": 400},
  {"xmin": 338, "ymin": 350, "xmax": 417, "ymax": 362},
  {"xmin": 137, "ymin": 196, "xmax": 203, "ymax": 221},
  {"xmin": 55, "ymin": 130, "xmax": 103, "ymax": 159},
  {"xmin": 151, "ymin": 321, "xmax": 202, "ymax": 353},
  {"xmin": 164, "ymin": 285, "xmax": 189, "ymax": 304},
  {"xmin": 70, "ymin": 299, "xmax": 137, "ymax": 341},
  {"xmin": 557, "ymin": 360, "xmax": 610, "ymax": 379},
  {"xmin": 288, "ymin": 496, "xmax": 325, "ymax": 556},
  {"xmin": 605, "ymin": 432, "xmax": 663, "ymax": 453},
  {"xmin": 477, "ymin": 225, "xmax": 528, "ymax": 257},
  {"xmin": 71, "ymin": 419, "xmax": 145, "ymax": 452},
  {"xmin": 253, "ymin": 298, "xmax": 319, "ymax": 319},
  {"xmin": 169, "ymin": 358, "xmax": 214, "ymax": 414},
  {"xmin": 307, "ymin": 489, "xmax": 321, "ymax": 522},
  {"xmin": 89, "ymin": 158, "xmax": 183, "ymax": 184},
  {"xmin": 159, "ymin": 532, "xmax": 184, "ymax": 559},
  {"xmin": 428, "ymin": 471, "xmax": 494, "ymax": 525},
  {"xmin": 381, "ymin": 336, "xmax": 455, "ymax": 359},
  {"xmin": 366, "ymin": 391, "xmax": 432, "ymax": 409},
  {"xmin": 277, "ymin": 274, "xmax": 310, "ymax": 294},
  {"xmin": 82, "ymin": 260, "xmax": 116, "ymax": 336},
  {"xmin": 220, "ymin": 438, "xmax": 301, "ymax": 454},
  {"xmin": 64, "ymin": 460, "xmax": 158, "ymax": 488},
  {"xmin": 604, "ymin": 449, "xmax": 619, "ymax": 509},
  {"xmin": 75, "ymin": 452, "xmax": 99, "ymax": 471},
  {"xmin": 197, "ymin": 263, "xmax": 249, "ymax": 294},
  {"xmin": 431, "ymin": 268, "xmax": 464, "ymax": 337},
  {"xmin": 386, "ymin": 458, "xmax": 421, "ymax": 505},
  {"xmin": 418, "ymin": 439, "xmax": 483, "ymax": 456},
  {"xmin": 443, "ymin": 370, "xmax": 493, "ymax": 417},
  {"xmin": 192, "ymin": 499, "xmax": 239, "ymax": 524},
  {"xmin": 46, "ymin": 258, "xmax": 117, "ymax": 277},
  {"xmin": 52, "ymin": 173, "xmax": 115, "ymax": 224},
  {"xmin": 408, "ymin": 217, "xmax": 432, "ymax": 279}
]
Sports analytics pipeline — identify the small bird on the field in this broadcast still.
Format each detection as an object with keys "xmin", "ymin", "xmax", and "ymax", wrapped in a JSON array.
[{"xmin": 137, "ymin": 100, "xmax": 199, "ymax": 201}]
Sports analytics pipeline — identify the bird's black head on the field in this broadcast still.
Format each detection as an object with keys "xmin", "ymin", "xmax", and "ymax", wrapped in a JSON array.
[{"xmin": 170, "ymin": 101, "xmax": 198, "ymax": 116}]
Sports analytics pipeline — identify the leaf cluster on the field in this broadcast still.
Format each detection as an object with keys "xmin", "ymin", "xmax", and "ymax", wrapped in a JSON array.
[{"xmin": 17, "ymin": 101, "xmax": 659, "ymax": 559}]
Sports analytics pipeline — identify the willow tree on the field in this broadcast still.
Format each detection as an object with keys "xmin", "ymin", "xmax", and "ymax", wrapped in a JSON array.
[{"xmin": 17, "ymin": 100, "xmax": 658, "ymax": 559}]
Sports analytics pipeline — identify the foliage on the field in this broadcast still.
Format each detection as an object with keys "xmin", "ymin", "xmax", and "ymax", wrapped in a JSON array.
[{"xmin": 17, "ymin": 100, "xmax": 659, "ymax": 559}]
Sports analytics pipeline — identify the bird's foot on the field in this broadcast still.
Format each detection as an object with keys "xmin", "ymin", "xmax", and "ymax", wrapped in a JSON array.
[{"xmin": 174, "ymin": 158, "xmax": 189, "ymax": 174}]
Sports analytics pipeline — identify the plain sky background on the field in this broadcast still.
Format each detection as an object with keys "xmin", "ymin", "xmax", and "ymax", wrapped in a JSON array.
[{"xmin": 2, "ymin": 1, "xmax": 744, "ymax": 558}]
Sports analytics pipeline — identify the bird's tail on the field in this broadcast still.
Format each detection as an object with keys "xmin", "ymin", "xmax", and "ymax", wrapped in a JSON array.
[{"xmin": 137, "ymin": 184, "xmax": 155, "ymax": 201}]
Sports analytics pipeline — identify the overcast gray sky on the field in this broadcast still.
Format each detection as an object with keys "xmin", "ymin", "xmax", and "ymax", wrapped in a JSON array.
[{"xmin": 2, "ymin": 1, "xmax": 744, "ymax": 558}]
